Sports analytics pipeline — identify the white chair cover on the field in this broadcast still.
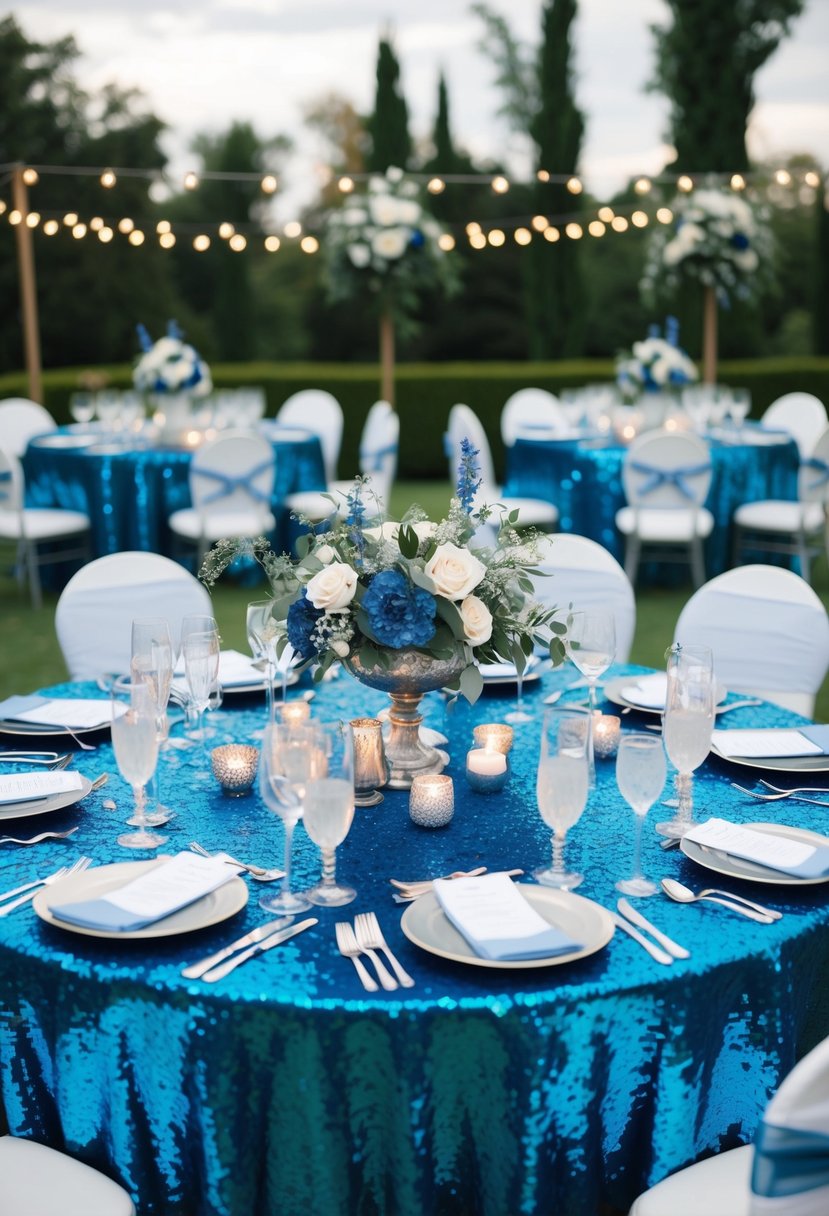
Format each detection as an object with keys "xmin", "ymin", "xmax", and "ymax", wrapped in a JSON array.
[
  {"xmin": 287, "ymin": 401, "xmax": 399, "ymax": 522},
  {"xmin": 55, "ymin": 552, "xmax": 213, "ymax": 680},
  {"xmin": 276, "ymin": 390, "xmax": 344, "ymax": 483},
  {"xmin": 501, "ymin": 388, "xmax": 566, "ymax": 446},
  {"xmin": 0, "ymin": 397, "xmax": 57, "ymax": 457},
  {"xmin": 531, "ymin": 534, "xmax": 636, "ymax": 661},
  {"xmin": 760, "ymin": 393, "xmax": 828, "ymax": 458},
  {"xmin": 673, "ymin": 565, "xmax": 829, "ymax": 715},
  {"xmin": 0, "ymin": 1135, "xmax": 135, "ymax": 1215}
]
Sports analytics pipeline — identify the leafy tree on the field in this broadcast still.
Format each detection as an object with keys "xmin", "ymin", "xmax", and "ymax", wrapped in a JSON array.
[{"xmin": 366, "ymin": 37, "xmax": 411, "ymax": 172}]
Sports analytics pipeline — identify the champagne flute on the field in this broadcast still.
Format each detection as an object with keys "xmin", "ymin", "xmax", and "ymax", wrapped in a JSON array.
[
  {"xmin": 258, "ymin": 722, "xmax": 318, "ymax": 915},
  {"xmin": 183, "ymin": 628, "xmax": 221, "ymax": 780},
  {"xmin": 505, "ymin": 655, "xmax": 532, "ymax": 726},
  {"xmin": 566, "ymin": 610, "xmax": 616, "ymax": 785},
  {"xmin": 179, "ymin": 614, "xmax": 220, "ymax": 742},
  {"xmin": 111, "ymin": 680, "xmax": 165, "ymax": 849},
  {"xmin": 304, "ymin": 720, "xmax": 356, "ymax": 907},
  {"xmin": 615, "ymin": 733, "xmax": 667, "ymax": 896},
  {"xmin": 655, "ymin": 645, "xmax": 715, "ymax": 838},
  {"xmin": 246, "ymin": 599, "xmax": 278, "ymax": 728},
  {"xmin": 130, "ymin": 617, "xmax": 173, "ymax": 824},
  {"xmin": 534, "ymin": 706, "xmax": 590, "ymax": 889}
]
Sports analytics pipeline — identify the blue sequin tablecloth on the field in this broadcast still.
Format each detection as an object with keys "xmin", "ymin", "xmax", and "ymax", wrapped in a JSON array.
[
  {"xmin": 22, "ymin": 426, "xmax": 326, "ymax": 559},
  {"xmin": 1, "ymin": 667, "xmax": 828, "ymax": 1216},
  {"xmin": 504, "ymin": 430, "xmax": 799, "ymax": 575}
]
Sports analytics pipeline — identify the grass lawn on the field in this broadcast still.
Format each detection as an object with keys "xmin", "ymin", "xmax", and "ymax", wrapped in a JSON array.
[{"xmin": 1, "ymin": 479, "xmax": 827, "ymax": 720}]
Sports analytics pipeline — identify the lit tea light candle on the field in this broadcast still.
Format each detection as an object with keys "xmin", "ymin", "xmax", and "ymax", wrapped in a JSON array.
[
  {"xmin": 465, "ymin": 747, "xmax": 509, "ymax": 793},
  {"xmin": 409, "ymin": 774, "xmax": 454, "ymax": 828},
  {"xmin": 350, "ymin": 717, "xmax": 389, "ymax": 806},
  {"xmin": 210, "ymin": 744, "xmax": 259, "ymax": 796},
  {"xmin": 592, "ymin": 713, "xmax": 620, "ymax": 759},
  {"xmin": 472, "ymin": 722, "xmax": 514, "ymax": 755},
  {"xmin": 279, "ymin": 700, "xmax": 311, "ymax": 727}
]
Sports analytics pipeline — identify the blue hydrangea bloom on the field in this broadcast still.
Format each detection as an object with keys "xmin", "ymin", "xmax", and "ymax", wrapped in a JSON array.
[
  {"xmin": 286, "ymin": 590, "xmax": 323, "ymax": 660},
  {"xmin": 730, "ymin": 232, "xmax": 750, "ymax": 251},
  {"xmin": 362, "ymin": 570, "xmax": 437, "ymax": 649}
]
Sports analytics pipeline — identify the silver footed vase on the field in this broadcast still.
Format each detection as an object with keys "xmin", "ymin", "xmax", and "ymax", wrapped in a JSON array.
[{"xmin": 345, "ymin": 647, "xmax": 467, "ymax": 790}]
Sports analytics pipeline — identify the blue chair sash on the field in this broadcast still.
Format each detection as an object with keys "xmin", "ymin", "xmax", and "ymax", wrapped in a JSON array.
[
  {"xmin": 629, "ymin": 459, "xmax": 710, "ymax": 501},
  {"xmin": 752, "ymin": 1120, "xmax": 829, "ymax": 1199},
  {"xmin": 359, "ymin": 443, "xmax": 398, "ymax": 473},
  {"xmin": 443, "ymin": 432, "xmax": 453, "ymax": 458},
  {"xmin": 0, "ymin": 469, "xmax": 10, "ymax": 503},
  {"xmin": 194, "ymin": 460, "xmax": 273, "ymax": 507},
  {"xmin": 803, "ymin": 457, "xmax": 829, "ymax": 493}
]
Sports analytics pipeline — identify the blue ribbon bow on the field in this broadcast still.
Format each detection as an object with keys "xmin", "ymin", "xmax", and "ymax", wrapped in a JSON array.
[
  {"xmin": 194, "ymin": 460, "xmax": 273, "ymax": 507},
  {"xmin": 752, "ymin": 1120, "xmax": 829, "ymax": 1199},
  {"xmin": 360, "ymin": 442, "xmax": 398, "ymax": 473},
  {"xmin": 629, "ymin": 459, "xmax": 710, "ymax": 501},
  {"xmin": 803, "ymin": 457, "xmax": 829, "ymax": 492}
]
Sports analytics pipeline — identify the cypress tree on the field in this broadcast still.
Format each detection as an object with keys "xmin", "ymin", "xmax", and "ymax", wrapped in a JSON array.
[{"xmin": 366, "ymin": 37, "xmax": 411, "ymax": 173}]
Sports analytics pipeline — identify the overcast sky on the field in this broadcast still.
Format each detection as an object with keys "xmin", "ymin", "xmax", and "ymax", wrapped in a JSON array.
[{"xmin": 10, "ymin": 0, "xmax": 829, "ymax": 217}]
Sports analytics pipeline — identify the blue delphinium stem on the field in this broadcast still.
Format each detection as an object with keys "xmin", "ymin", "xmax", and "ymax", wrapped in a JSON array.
[
  {"xmin": 457, "ymin": 437, "xmax": 481, "ymax": 515},
  {"xmin": 346, "ymin": 482, "xmax": 367, "ymax": 568}
]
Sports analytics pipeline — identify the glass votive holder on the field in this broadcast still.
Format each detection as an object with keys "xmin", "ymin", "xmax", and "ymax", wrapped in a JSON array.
[
  {"xmin": 592, "ymin": 713, "xmax": 621, "ymax": 759},
  {"xmin": 278, "ymin": 700, "xmax": 311, "ymax": 727},
  {"xmin": 409, "ymin": 774, "xmax": 454, "ymax": 828},
  {"xmin": 472, "ymin": 722, "xmax": 514, "ymax": 755},
  {"xmin": 351, "ymin": 717, "xmax": 389, "ymax": 807},
  {"xmin": 465, "ymin": 747, "xmax": 508, "ymax": 794},
  {"xmin": 211, "ymin": 744, "xmax": 259, "ymax": 796}
]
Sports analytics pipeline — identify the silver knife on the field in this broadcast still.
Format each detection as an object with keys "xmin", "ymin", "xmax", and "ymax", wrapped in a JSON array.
[
  {"xmin": 609, "ymin": 911, "xmax": 673, "ymax": 965},
  {"xmin": 200, "ymin": 917, "xmax": 318, "ymax": 983},
  {"xmin": 617, "ymin": 898, "xmax": 690, "ymax": 960},
  {"xmin": 181, "ymin": 916, "xmax": 294, "ymax": 980}
]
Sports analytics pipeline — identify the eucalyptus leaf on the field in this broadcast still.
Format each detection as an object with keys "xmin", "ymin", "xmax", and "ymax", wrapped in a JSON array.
[
  {"xmin": 397, "ymin": 525, "xmax": 420, "ymax": 559},
  {"xmin": 434, "ymin": 596, "xmax": 467, "ymax": 640},
  {"xmin": 459, "ymin": 663, "xmax": 484, "ymax": 704}
]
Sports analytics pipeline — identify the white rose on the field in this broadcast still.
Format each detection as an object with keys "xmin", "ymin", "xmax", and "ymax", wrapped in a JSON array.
[
  {"xmin": 305, "ymin": 562, "xmax": 358, "ymax": 611},
  {"xmin": 331, "ymin": 639, "xmax": 350, "ymax": 658},
  {"xmin": 371, "ymin": 227, "xmax": 409, "ymax": 260},
  {"xmin": 459, "ymin": 595, "xmax": 493, "ymax": 647},
  {"xmin": 369, "ymin": 194, "xmax": 406, "ymax": 226},
  {"xmin": 347, "ymin": 243, "xmax": 371, "ymax": 268},
  {"xmin": 315, "ymin": 544, "xmax": 336, "ymax": 564},
  {"xmin": 425, "ymin": 543, "xmax": 486, "ymax": 600}
]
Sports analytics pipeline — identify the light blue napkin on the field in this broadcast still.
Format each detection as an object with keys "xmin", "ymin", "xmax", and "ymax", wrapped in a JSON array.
[
  {"xmin": 434, "ymin": 873, "xmax": 581, "ymax": 962},
  {"xmin": 799, "ymin": 725, "xmax": 829, "ymax": 756},
  {"xmin": 48, "ymin": 899, "xmax": 158, "ymax": 932},
  {"xmin": 0, "ymin": 695, "xmax": 49, "ymax": 721}
]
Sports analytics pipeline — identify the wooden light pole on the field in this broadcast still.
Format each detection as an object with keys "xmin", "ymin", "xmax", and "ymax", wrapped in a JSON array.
[
  {"xmin": 702, "ymin": 284, "xmax": 718, "ymax": 385},
  {"xmin": 12, "ymin": 164, "xmax": 43, "ymax": 403}
]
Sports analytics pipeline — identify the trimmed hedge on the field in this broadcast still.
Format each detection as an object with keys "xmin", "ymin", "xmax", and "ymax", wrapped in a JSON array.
[{"xmin": 2, "ymin": 357, "xmax": 828, "ymax": 481}]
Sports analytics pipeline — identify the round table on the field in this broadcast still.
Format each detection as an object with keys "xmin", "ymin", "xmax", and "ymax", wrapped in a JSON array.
[
  {"xmin": 1, "ymin": 667, "xmax": 827, "ymax": 1216},
  {"xmin": 22, "ymin": 425, "xmax": 326, "ymax": 559},
  {"xmin": 503, "ymin": 427, "xmax": 800, "ymax": 576}
]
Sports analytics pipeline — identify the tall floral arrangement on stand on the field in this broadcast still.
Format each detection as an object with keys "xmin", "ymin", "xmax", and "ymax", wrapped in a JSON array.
[
  {"xmin": 133, "ymin": 320, "xmax": 212, "ymax": 398},
  {"xmin": 616, "ymin": 316, "xmax": 698, "ymax": 401},
  {"xmin": 323, "ymin": 166, "xmax": 457, "ymax": 406},
  {"xmin": 641, "ymin": 188, "xmax": 771, "ymax": 383}
]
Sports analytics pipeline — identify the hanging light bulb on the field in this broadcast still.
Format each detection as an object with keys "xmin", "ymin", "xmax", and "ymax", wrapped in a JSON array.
[
  {"xmin": 565, "ymin": 222, "xmax": 583, "ymax": 239},
  {"xmin": 611, "ymin": 216, "xmax": 629, "ymax": 232},
  {"xmin": 218, "ymin": 222, "xmax": 235, "ymax": 239},
  {"xmin": 98, "ymin": 226, "xmax": 114, "ymax": 243},
  {"xmin": 8, "ymin": 210, "xmax": 22, "ymax": 226},
  {"xmin": 536, "ymin": 169, "xmax": 550, "ymax": 183},
  {"xmin": 597, "ymin": 206, "xmax": 615, "ymax": 223},
  {"xmin": 774, "ymin": 168, "xmax": 792, "ymax": 186},
  {"xmin": 118, "ymin": 217, "xmax": 135, "ymax": 234},
  {"xmin": 284, "ymin": 220, "xmax": 302, "ymax": 238},
  {"xmin": 491, "ymin": 175, "xmax": 509, "ymax": 194},
  {"xmin": 229, "ymin": 233, "xmax": 247, "ymax": 251},
  {"xmin": 531, "ymin": 214, "xmax": 549, "ymax": 232},
  {"xmin": 566, "ymin": 176, "xmax": 582, "ymax": 195},
  {"xmin": 631, "ymin": 210, "xmax": 649, "ymax": 228},
  {"xmin": 438, "ymin": 233, "xmax": 455, "ymax": 251},
  {"xmin": 184, "ymin": 172, "xmax": 200, "ymax": 190},
  {"xmin": 264, "ymin": 235, "xmax": 281, "ymax": 252},
  {"xmin": 261, "ymin": 174, "xmax": 278, "ymax": 194},
  {"xmin": 677, "ymin": 174, "xmax": 694, "ymax": 192},
  {"xmin": 22, "ymin": 167, "xmax": 39, "ymax": 186},
  {"xmin": 543, "ymin": 226, "xmax": 560, "ymax": 243},
  {"xmin": 514, "ymin": 227, "xmax": 532, "ymax": 245},
  {"xmin": 730, "ymin": 173, "xmax": 746, "ymax": 191},
  {"xmin": 338, "ymin": 176, "xmax": 355, "ymax": 193},
  {"xmin": 588, "ymin": 220, "xmax": 606, "ymax": 237},
  {"xmin": 156, "ymin": 220, "xmax": 172, "ymax": 235},
  {"xmin": 469, "ymin": 232, "xmax": 487, "ymax": 249},
  {"xmin": 804, "ymin": 170, "xmax": 821, "ymax": 188},
  {"xmin": 465, "ymin": 221, "xmax": 482, "ymax": 236},
  {"xmin": 487, "ymin": 228, "xmax": 506, "ymax": 246},
  {"xmin": 193, "ymin": 234, "xmax": 211, "ymax": 252},
  {"xmin": 427, "ymin": 177, "xmax": 445, "ymax": 194},
  {"xmin": 300, "ymin": 235, "xmax": 319, "ymax": 253},
  {"xmin": 634, "ymin": 177, "xmax": 652, "ymax": 195},
  {"xmin": 63, "ymin": 212, "xmax": 79, "ymax": 226},
  {"xmin": 42, "ymin": 219, "xmax": 59, "ymax": 235},
  {"xmin": 159, "ymin": 232, "xmax": 176, "ymax": 249},
  {"xmin": 128, "ymin": 230, "xmax": 145, "ymax": 246},
  {"xmin": 25, "ymin": 212, "xmax": 40, "ymax": 228},
  {"xmin": 100, "ymin": 169, "xmax": 117, "ymax": 189},
  {"xmin": 656, "ymin": 207, "xmax": 674, "ymax": 224},
  {"xmin": 89, "ymin": 216, "xmax": 104, "ymax": 231},
  {"xmin": 71, "ymin": 222, "xmax": 87, "ymax": 239}
]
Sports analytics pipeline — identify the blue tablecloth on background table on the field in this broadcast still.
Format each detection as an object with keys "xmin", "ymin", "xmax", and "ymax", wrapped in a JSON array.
[
  {"xmin": 504, "ymin": 430, "xmax": 800, "ymax": 575},
  {"xmin": 1, "ymin": 665, "xmax": 827, "ymax": 1216},
  {"xmin": 22, "ymin": 427, "xmax": 326, "ymax": 560}
]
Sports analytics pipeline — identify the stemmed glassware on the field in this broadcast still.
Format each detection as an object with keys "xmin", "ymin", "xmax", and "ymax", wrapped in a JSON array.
[
  {"xmin": 505, "ymin": 660, "xmax": 533, "ymax": 725},
  {"xmin": 182, "ymin": 627, "xmax": 221, "ymax": 780},
  {"xmin": 615, "ymin": 733, "xmax": 667, "ymax": 896},
  {"xmin": 655, "ymin": 645, "xmax": 716, "ymax": 838},
  {"xmin": 258, "ymin": 722, "xmax": 320, "ymax": 915},
  {"xmin": 111, "ymin": 680, "xmax": 165, "ymax": 849},
  {"xmin": 566, "ymin": 609, "xmax": 616, "ymax": 784},
  {"xmin": 534, "ymin": 706, "xmax": 590, "ymax": 889},
  {"xmin": 130, "ymin": 617, "xmax": 173, "ymax": 825},
  {"xmin": 304, "ymin": 720, "xmax": 357, "ymax": 907},
  {"xmin": 246, "ymin": 599, "xmax": 279, "ymax": 728},
  {"xmin": 179, "ymin": 614, "xmax": 220, "ymax": 742},
  {"xmin": 69, "ymin": 392, "xmax": 96, "ymax": 426}
]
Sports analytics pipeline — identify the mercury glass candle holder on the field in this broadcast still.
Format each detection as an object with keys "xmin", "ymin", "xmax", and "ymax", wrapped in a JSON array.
[
  {"xmin": 472, "ymin": 723, "xmax": 514, "ymax": 755},
  {"xmin": 465, "ymin": 747, "xmax": 509, "ymax": 794},
  {"xmin": 210, "ymin": 744, "xmax": 259, "ymax": 796},
  {"xmin": 350, "ymin": 717, "xmax": 389, "ymax": 806},
  {"xmin": 278, "ymin": 700, "xmax": 312, "ymax": 727},
  {"xmin": 592, "ymin": 713, "xmax": 621, "ymax": 760},
  {"xmin": 409, "ymin": 774, "xmax": 454, "ymax": 828}
]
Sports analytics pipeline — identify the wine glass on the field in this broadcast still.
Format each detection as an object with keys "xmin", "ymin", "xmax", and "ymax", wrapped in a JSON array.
[
  {"xmin": 728, "ymin": 387, "xmax": 751, "ymax": 431},
  {"xmin": 655, "ymin": 645, "xmax": 715, "ymax": 838},
  {"xmin": 246, "ymin": 599, "xmax": 278, "ymax": 727},
  {"xmin": 615, "ymin": 733, "xmax": 667, "ymax": 896},
  {"xmin": 182, "ymin": 628, "xmax": 221, "ymax": 780},
  {"xmin": 534, "ymin": 706, "xmax": 590, "ymax": 889},
  {"xmin": 111, "ymin": 680, "xmax": 165, "ymax": 849},
  {"xmin": 505, "ymin": 655, "xmax": 533, "ymax": 725},
  {"xmin": 69, "ymin": 391, "xmax": 95, "ymax": 426},
  {"xmin": 130, "ymin": 618, "xmax": 173, "ymax": 825},
  {"xmin": 258, "ymin": 722, "xmax": 319, "ymax": 915},
  {"xmin": 304, "ymin": 720, "xmax": 357, "ymax": 907},
  {"xmin": 179, "ymin": 614, "xmax": 220, "ymax": 740},
  {"xmin": 566, "ymin": 609, "xmax": 616, "ymax": 785}
]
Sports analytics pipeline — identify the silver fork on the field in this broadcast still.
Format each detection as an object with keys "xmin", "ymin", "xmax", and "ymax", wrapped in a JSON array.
[
  {"xmin": 354, "ymin": 912, "xmax": 415, "ymax": 988},
  {"xmin": 729, "ymin": 782, "xmax": 829, "ymax": 807},
  {"xmin": 0, "ymin": 754, "xmax": 72, "ymax": 770},
  {"xmin": 0, "ymin": 856, "xmax": 93, "ymax": 915},
  {"xmin": 760, "ymin": 780, "xmax": 829, "ymax": 796},
  {"xmin": 335, "ymin": 921, "xmax": 378, "ymax": 992},
  {"xmin": 345, "ymin": 921, "xmax": 397, "ymax": 991},
  {"xmin": 0, "ymin": 827, "xmax": 80, "ymax": 846}
]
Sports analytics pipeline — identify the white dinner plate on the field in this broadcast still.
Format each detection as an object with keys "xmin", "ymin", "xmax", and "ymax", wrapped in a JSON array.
[
  {"xmin": 709, "ymin": 740, "xmax": 829, "ymax": 774},
  {"xmin": 34, "ymin": 858, "xmax": 249, "ymax": 939},
  {"xmin": 29, "ymin": 432, "xmax": 97, "ymax": 450},
  {"xmin": 0, "ymin": 717, "xmax": 109, "ymax": 740},
  {"xmin": 480, "ymin": 659, "xmax": 545, "ymax": 688},
  {"xmin": 603, "ymin": 675, "xmax": 727, "ymax": 716},
  {"xmin": 0, "ymin": 775, "xmax": 92, "ymax": 822},
  {"xmin": 680, "ymin": 821, "xmax": 829, "ymax": 887},
  {"xmin": 400, "ymin": 885, "xmax": 614, "ymax": 970}
]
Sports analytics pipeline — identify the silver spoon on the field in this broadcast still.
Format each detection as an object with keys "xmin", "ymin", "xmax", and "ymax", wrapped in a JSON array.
[
  {"xmin": 660, "ymin": 878, "xmax": 777, "ymax": 923},
  {"xmin": 188, "ymin": 841, "xmax": 285, "ymax": 882}
]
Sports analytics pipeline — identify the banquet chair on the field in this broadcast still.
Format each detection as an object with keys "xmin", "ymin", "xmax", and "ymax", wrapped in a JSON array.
[
  {"xmin": 446, "ymin": 404, "xmax": 559, "ymax": 529},
  {"xmin": 0, "ymin": 1134, "xmax": 135, "ymax": 1215},
  {"xmin": 0, "ymin": 397, "xmax": 57, "ymax": 457},
  {"xmin": 760, "ymin": 392, "xmax": 827, "ymax": 458},
  {"xmin": 55, "ymin": 551, "xmax": 213, "ymax": 680},
  {"xmin": 285, "ymin": 401, "xmax": 399, "ymax": 522},
  {"xmin": 628, "ymin": 1033, "xmax": 829, "ymax": 1216},
  {"xmin": 168, "ymin": 431, "xmax": 277, "ymax": 566},
  {"xmin": 276, "ymin": 389, "xmax": 344, "ymax": 484},
  {"xmin": 530, "ymin": 534, "xmax": 636, "ymax": 661},
  {"xmin": 615, "ymin": 430, "xmax": 714, "ymax": 587},
  {"xmin": 0, "ymin": 448, "xmax": 90, "ymax": 610},
  {"xmin": 732, "ymin": 425, "xmax": 829, "ymax": 584},
  {"xmin": 500, "ymin": 388, "xmax": 566, "ymax": 446},
  {"xmin": 673, "ymin": 564, "xmax": 829, "ymax": 716}
]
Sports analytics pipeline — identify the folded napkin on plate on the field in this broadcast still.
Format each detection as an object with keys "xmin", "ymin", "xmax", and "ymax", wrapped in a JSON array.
[
  {"xmin": 712, "ymin": 726, "xmax": 829, "ymax": 759},
  {"xmin": 0, "ymin": 695, "xmax": 115, "ymax": 730},
  {"xmin": 433, "ymin": 872, "xmax": 581, "ymax": 961},
  {"xmin": 480, "ymin": 655, "xmax": 539, "ymax": 682},
  {"xmin": 0, "ymin": 771, "xmax": 83, "ymax": 806},
  {"xmin": 49, "ymin": 852, "xmax": 242, "ymax": 931},
  {"xmin": 684, "ymin": 818, "xmax": 829, "ymax": 879}
]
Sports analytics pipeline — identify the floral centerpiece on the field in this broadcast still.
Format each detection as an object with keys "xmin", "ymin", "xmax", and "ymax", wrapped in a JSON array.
[
  {"xmin": 616, "ymin": 316, "xmax": 698, "ymax": 401},
  {"xmin": 133, "ymin": 320, "xmax": 212, "ymax": 399}
]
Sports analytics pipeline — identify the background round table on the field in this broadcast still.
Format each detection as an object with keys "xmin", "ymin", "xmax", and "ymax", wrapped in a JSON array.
[{"xmin": 0, "ymin": 665, "xmax": 827, "ymax": 1216}]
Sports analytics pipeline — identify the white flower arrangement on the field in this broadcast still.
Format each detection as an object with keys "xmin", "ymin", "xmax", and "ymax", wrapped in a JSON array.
[
  {"xmin": 641, "ymin": 188, "xmax": 772, "ymax": 303},
  {"xmin": 133, "ymin": 321, "xmax": 212, "ymax": 398},
  {"xmin": 616, "ymin": 317, "xmax": 698, "ymax": 398}
]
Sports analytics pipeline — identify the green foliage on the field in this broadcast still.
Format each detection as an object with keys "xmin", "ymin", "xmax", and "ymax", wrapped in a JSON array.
[{"xmin": 366, "ymin": 38, "xmax": 411, "ymax": 173}]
